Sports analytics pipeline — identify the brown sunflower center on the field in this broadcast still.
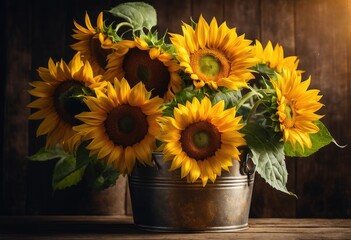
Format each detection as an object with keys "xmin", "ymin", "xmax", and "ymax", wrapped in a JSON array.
[
  {"xmin": 283, "ymin": 102, "xmax": 296, "ymax": 128},
  {"xmin": 123, "ymin": 48, "xmax": 170, "ymax": 98},
  {"xmin": 90, "ymin": 36, "xmax": 112, "ymax": 69},
  {"xmin": 190, "ymin": 49, "xmax": 230, "ymax": 82},
  {"xmin": 53, "ymin": 80, "xmax": 89, "ymax": 126},
  {"xmin": 180, "ymin": 121, "xmax": 221, "ymax": 160},
  {"xmin": 105, "ymin": 104, "xmax": 148, "ymax": 147}
]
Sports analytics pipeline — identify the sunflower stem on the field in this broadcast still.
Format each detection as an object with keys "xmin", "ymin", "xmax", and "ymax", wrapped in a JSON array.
[
  {"xmin": 247, "ymin": 98, "xmax": 265, "ymax": 122},
  {"xmin": 261, "ymin": 88, "xmax": 276, "ymax": 95},
  {"xmin": 235, "ymin": 90, "xmax": 260, "ymax": 110},
  {"xmin": 115, "ymin": 22, "xmax": 134, "ymax": 33}
]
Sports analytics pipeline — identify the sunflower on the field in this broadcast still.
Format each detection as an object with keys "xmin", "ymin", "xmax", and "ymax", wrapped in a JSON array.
[
  {"xmin": 71, "ymin": 12, "xmax": 114, "ymax": 75},
  {"xmin": 169, "ymin": 15, "xmax": 257, "ymax": 91},
  {"xmin": 272, "ymin": 70, "xmax": 324, "ymax": 150},
  {"xmin": 73, "ymin": 78, "xmax": 163, "ymax": 174},
  {"xmin": 254, "ymin": 40, "xmax": 301, "ymax": 74},
  {"xmin": 157, "ymin": 97, "xmax": 246, "ymax": 186},
  {"xmin": 103, "ymin": 38, "xmax": 183, "ymax": 102},
  {"xmin": 28, "ymin": 52, "xmax": 105, "ymax": 150}
]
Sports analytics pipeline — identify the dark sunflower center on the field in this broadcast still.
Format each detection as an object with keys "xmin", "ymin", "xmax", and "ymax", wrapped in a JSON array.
[
  {"xmin": 190, "ymin": 49, "xmax": 230, "ymax": 82},
  {"xmin": 53, "ymin": 80, "xmax": 90, "ymax": 126},
  {"xmin": 105, "ymin": 105, "xmax": 148, "ymax": 147},
  {"xmin": 180, "ymin": 121, "xmax": 221, "ymax": 160},
  {"xmin": 123, "ymin": 48, "xmax": 170, "ymax": 98},
  {"xmin": 118, "ymin": 115, "xmax": 135, "ymax": 134},
  {"xmin": 90, "ymin": 37, "xmax": 112, "ymax": 69}
]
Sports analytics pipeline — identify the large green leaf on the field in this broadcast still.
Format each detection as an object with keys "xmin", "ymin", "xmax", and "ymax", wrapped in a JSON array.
[
  {"xmin": 75, "ymin": 141, "xmax": 94, "ymax": 168},
  {"xmin": 28, "ymin": 145, "xmax": 66, "ymax": 161},
  {"xmin": 211, "ymin": 89, "xmax": 241, "ymax": 110},
  {"xmin": 241, "ymin": 123, "xmax": 295, "ymax": 196},
  {"xmin": 52, "ymin": 155, "xmax": 86, "ymax": 190},
  {"xmin": 51, "ymin": 143, "xmax": 92, "ymax": 190},
  {"xmin": 108, "ymin": 2, "xmax": 157, "ymax": 32},
  {"xmin": 53, "ymin": 163, "xmax": 86, "ymax": 190},
  {"xmin": 284, "ymin": 120, "xmax": 333, "ymax": 157},
  {"xmin": 84, "ymin": 159, "xmax": 120, "ymax": 191}
]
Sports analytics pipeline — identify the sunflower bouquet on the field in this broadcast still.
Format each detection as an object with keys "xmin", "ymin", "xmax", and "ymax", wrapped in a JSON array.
[{"xmin": 28, "ymin": 2, "xmax": 336, "ymax": 195}]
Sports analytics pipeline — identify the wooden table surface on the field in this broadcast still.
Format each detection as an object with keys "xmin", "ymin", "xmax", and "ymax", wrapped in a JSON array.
[{"xmin": 0, "ymin": 216, "xmax": 350, "ymax": 239}]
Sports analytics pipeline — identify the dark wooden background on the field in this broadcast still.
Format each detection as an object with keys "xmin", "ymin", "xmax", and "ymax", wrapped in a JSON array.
[{"xmin": 1, "ymin": 0, "xmax": 350, "ymax": 218}]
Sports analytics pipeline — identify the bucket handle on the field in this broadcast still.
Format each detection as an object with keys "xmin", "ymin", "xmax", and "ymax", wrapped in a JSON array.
[{"xmin": 240, "ymin": 153, "xmax": 256, "ymax": 186}]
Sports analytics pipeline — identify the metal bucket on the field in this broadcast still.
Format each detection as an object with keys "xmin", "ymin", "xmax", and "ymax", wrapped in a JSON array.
[{"xmin": 128, "ymin": 152, "xmax": 255, "ymax": 232}]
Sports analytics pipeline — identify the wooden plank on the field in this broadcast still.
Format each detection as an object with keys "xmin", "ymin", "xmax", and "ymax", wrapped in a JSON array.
[
  {"xmin": 250, "ymin": 0, "xmax": 297, "ymax": 218},
  {"xmin": 2, "ymin": 216, "xmax": 351, "ymax": 227},
  {"xmin": 250, "ymin": 218, "xmax": 351, "ymax": 227},
  {"xmin": 295, "ymin": 0, "xmax": 351, "ymax": 218},
  {"xmin": 1, "ymin": 217, "xmax": 351, "ymax": 239},
  {"xmin": 2, "ymin": 0, "xmax": 32, "ymax": 215},
  {"xmin": 250, "ymin": 173, "xmax": 297, "ymax": 218},
  {"xmin": 260, "ymin": 0, "xmax": 295, "ymax": 54},
  {"xmin": 0, "ymin": 0, "xmax": 6, "ymax": 215},
  {"xmin": 191, "ymin": 0, "xmax": 224, "ymax": 23},
  {"xmin": 25, "ymin": 0, "xmax": 68, "ymax": 215},
  {"xmin": 3, "ymin": 232, "xmax": 347, "ymax": 240},
  {"xmin": 224, "ymin": 0, "xmax": 261, "ymax": 41},
  {"xmin": 148, "ymin": 0, "xmax": 192, "ymax": 37}
]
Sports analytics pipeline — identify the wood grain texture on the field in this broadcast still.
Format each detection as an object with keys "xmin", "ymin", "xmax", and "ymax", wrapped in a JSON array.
[
  {"xmin": 191, "ymin": 0, "xmax": 224, "ymax": 22},
  {"xmin": 2, "ymin": 0, "xmax": 32, "ymax": 215},
  {"xmin": 148, "ymin": 0, "xmax": 192, "ymax": 37},
  {"xmin": 0, "ymin": 217, "xmax": 350, "ymax": 239},
  {"xmin": 295, "ymin": 0, "xmax": 351, "ymax": 218},
  {"xmin": 0, "ymin": 2, "xmax": 8, "ymax": 214},
  {"xmin": 224, "ymin": 0, "xmax": 261, "ymax": 41},
  {"xmin": 0, "ymin": 0, "xmax": 7, "ymax": 215},
  {"xmin": 25, "ymin": 0, "xmax": 68, "ymax": 215},
  {"xmin": 260, "ymin": 0, "xmax": 295, "ymax": 54}
]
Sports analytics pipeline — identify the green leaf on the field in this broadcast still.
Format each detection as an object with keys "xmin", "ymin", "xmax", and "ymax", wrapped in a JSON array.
[
  {"xmin": 92, "ymin": 164, "xmax": 120, "ymax": 191},
  {"xmin": 108, "ymin": 2, "xmax": 157, "ymax": 32},
  {"xmin": 28, "ymin": 145, "xmax": 67, "ymax": 161},
  {"xmin": 252, "ymin": 63, "xmax": 277, "ymax": 81},
  {"xmin": 52, "ymin": 155, "xmax": 86, "ymax": 190},
  {"xmin": 76, "ymin": 141, "xmax": 94, "ymax": 167},
  {"xmin": 211, "ymin": 89, "xmax": 241, "ymax": 109},
  {"xmin": 284, "ymin": 120, "xmax": 333, "ymax": 157},
  {"xmin": 53, "ymin": 165, "xmax": 86, "ymax": 190},
  {"xmin": 84, "ymin": 159, "xmax": 120, "ymax": 191},
  {"xmin": 51, "ymin": 142, "xmax": 94, "ymax": 190},
  {"xmin": 241, "ymin": 123, "xmax": 296, "ymax": 196},
  {"xmin": 175, "ymin": 86, "xmax": 206, "ymax": 105}
]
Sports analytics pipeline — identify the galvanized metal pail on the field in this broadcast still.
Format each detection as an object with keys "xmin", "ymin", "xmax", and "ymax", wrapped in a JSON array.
[{"xmin": 128, "ymin": 152, "xmax": 255, "ymax": 232}]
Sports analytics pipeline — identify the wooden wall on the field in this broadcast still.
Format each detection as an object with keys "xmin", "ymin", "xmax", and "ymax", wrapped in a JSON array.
[{"xmin": 1, "ymin": 0, "xmax": 350, "ymax": 218}]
